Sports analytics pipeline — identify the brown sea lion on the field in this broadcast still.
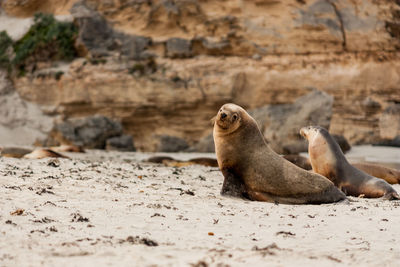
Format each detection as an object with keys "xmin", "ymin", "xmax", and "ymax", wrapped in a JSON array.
[
  {"xmin": 50, "ymin": 145, "xmax": 85, "ymax": 153},
  {"xmin": 1, "ymin": 147, "xmax": 33, "ymax": 158},
  {"xmin": 188, "ymin": 157, "xmax": 218, "ymax": 167},
  {"xmin": 23, "ymin": 148, "xmax": 69, "ymax": 159},
  {"xmin": 351, "ymin": 163, "xmax": 400, "ymax": 185},
  {"xmin": 300, "ymin": 126, "xmax": 399, "ymax": 199},
  {"xmin": 146, "ymin": 156, "xmax": 175, "ymax": 164},
  {"xmin": 213, "ymin": 103, "xmax": 346, "ymax": 204},
  {"xmin": 282, "ymin": 154, "xmax": 312, "ymax": 170},
  {"xmin": 284, "ymin": 154, "xmax": 400, "ymax": 185},
  {"xmin": 145, "ymin": 156, "xmax": 218, "ymax": 167}
]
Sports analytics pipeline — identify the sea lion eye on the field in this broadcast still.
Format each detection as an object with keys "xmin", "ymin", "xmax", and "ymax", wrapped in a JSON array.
[{"xmin": 232, "ymin": 114, "xmax": 238, "ymax": 121}]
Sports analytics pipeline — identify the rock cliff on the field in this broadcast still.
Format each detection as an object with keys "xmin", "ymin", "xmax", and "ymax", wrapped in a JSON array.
[{"xmin": 1, "ymin": 0, "xmax": 399, "ymax": 151}]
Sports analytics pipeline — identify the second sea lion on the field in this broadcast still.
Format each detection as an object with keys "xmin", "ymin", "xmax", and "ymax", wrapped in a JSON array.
[
  {"xmin": 300, "ymin": 126, "xmax": 399, "ymax": 199},
  {"xmin": 282, "ymin": 154, "xmax": 312, "ymax": 170},
  {"xmin": 145, "ymin": 156, "xmax": 218, "ymax": 167},
  {"xmin": 50, "ymin": 145, "xmax": 85, "ymax": 153},
  {"xmin": 1, "ymin": 147, "xmax": 32, "ymax": 158},
  {"xmin": 283, "ymin": 154, "xmax": 400, "ymax": 185},
  {"xmin": 23, "ymin": 148, "xmax": 69, "ymax": 159},
  {"xmin": 351, "ymin": 162, "xmax": 400, "ymax": 185}
]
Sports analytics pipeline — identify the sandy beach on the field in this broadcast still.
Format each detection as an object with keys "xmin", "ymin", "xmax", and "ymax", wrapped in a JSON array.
[
  {"xmin": 1, "ymin": 1, "xmax": 400, "ymax": 266},
  {"xmin": 1, "ymin": 147, "xmax": 400, "ymax": 267}
]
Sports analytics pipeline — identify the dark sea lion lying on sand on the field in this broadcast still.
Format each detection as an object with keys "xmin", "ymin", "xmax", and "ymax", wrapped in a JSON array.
[
  {"xmin": 351, "ymin": 162, "xmax": 400, "ymax": 185},
  {"xmin": 282, "ymin": 154, "xmax": 312, "ymax": 170},
  {"xmin": 145, "ymin": 156, "xmax": 218, "ymax": 167},
  {"xmin": 23, "ymin": 148, "xmax": 69, "ymax": 159},
  {"xmin": 1, "ymin": 147, "xmax": 33, "ymax": 158}
]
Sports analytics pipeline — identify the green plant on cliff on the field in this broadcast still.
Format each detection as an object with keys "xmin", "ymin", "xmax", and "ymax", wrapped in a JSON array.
[
  {"xmin": 13, "ymin": 13, "xmax": 78, "ymax": 72},
  {"xmin": 0, "ymin": 31, "xmax": 13, "ymax": 70}
]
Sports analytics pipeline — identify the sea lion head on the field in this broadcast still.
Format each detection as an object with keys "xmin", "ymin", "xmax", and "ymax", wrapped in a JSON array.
[
  {"xmin": 214, "ymin": 103, "xmax": 245, "ymax": 134},
  {"xmin": 300, "ymin": 126, "xmax": 327, "ymax": 141}
]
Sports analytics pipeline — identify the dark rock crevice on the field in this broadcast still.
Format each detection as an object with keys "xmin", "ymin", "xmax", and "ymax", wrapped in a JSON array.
[{"xmin": 327, "ymin": 0, "xmax": 347, "ymax": 51}]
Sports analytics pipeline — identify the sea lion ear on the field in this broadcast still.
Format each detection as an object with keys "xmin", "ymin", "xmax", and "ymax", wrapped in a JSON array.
[{"xmin": 210, "ymin": 116, "xmax": 216, "ymax": 125}]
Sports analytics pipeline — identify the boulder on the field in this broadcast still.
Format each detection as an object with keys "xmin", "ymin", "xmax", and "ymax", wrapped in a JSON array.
[
  {"xmin": 250, "ymin": 90, "xmax": 333, "ymax": 154},
  {"xmin": 106, "ymin": 135, "xmax": 135, "ymax": 152},
  {"xmin": 71, "ymin": 1, "xmax": 152, "ymax": 60},
  {"xmin": 187, "ymin": 133, "xmax": 214, "ymax": 153},
  {"xmin": 157, "ymin": 135, "xmax": 189, "ymax": 152},
  {"xmin": 49, "ymin": 115, "xmax": 123, "ymax": 149},
  {"xmin": 70, "ymin": 2, "xmax": 114, "ymax": 57}
]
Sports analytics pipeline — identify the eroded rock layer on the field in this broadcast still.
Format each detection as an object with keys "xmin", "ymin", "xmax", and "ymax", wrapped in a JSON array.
[{"xmin": 1, "ymin": 0, "xmax": 400, "ymax": 151}]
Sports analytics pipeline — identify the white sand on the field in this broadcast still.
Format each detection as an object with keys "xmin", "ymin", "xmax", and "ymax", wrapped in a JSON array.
[{"xmin": 1, "ymin": 148, "xmax": 400, "ymax": 266}]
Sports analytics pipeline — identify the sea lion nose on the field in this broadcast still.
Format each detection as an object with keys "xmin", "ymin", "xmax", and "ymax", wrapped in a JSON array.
[
  {"xmin": 221, "ymin": 112, "xmax": 227, "ymax": 119},
  {"xmin": 300, "ymin": 128, "xmax": 305, "ymax": 137}
]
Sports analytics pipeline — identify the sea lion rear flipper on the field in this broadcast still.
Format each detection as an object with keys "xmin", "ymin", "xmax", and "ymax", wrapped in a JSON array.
[
  {"xmin": 145, "ymin": 156, "xmax": 176, "ymax": 164},
  {"xmin": 247, "ymin": 191, "xmax": 275, "ymax": 202},
  {"xmin": 246, "ymin": 191, "xmax": 306, "ymax": 204},
  {"xmin": 220, "ymin": 169, "xmax": 248, "ymax": 199},
  {"xmin": 382, "ymin": 191, "xmax": 400, "ymax": 200}
]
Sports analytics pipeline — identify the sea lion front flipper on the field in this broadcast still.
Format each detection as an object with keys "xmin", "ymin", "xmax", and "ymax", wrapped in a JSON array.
[
  {"xmin": 247, "ymin": 191, "xmax": 275, "ymax": 202},
  {"xmin": 220, "ymin": 169, "xmax": 248, "ymax": 199},
  {"xmin": 246, "ymin": 191, "xmax": 295, "ymax": 204}
]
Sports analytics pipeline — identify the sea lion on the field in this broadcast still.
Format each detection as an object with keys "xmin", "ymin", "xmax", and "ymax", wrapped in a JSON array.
[
  {"xmin": 145, "ymin": 156, "xmax": 218, "ymax": 167},
  {"xmin": 283, "ymin": 154, "xmax": 400, "ymax": 185},
  {"xmin": 213, "ymin": 103, "xmax": 346, "ymax": 204},
  {"xmin": 300, "ymin": 126, "xmax": 399, "ymax": 199},
  {"xmin": 189, "ymin": 157, "xmax": 218, "ymax": 167},
  {"xmin": 282, "ymin": 154, "xmax": 312, "ymax": 170},
  {"xmin": 23, "ymin": 148, "xmax": 69, "ymax": 159},
  {"xmin": 50, "ymin": 145, "xmax": 85, "ymax": 153},
  {"xmin": 351, "ymin": 163, "xmax": 400, "ymax": 185},
  {"xmin": 1, "ymin": 147, "xmax": 33, "ymax": 158},
  {"xmin": 146, "ymin": 156, "xmax": 175, "ymax": 164}
]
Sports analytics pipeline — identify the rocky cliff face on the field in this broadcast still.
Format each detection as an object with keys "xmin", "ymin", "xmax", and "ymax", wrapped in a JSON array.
[{"xmin": 1, "ymin": 0, "xmax": 400, "ymax": 151}]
